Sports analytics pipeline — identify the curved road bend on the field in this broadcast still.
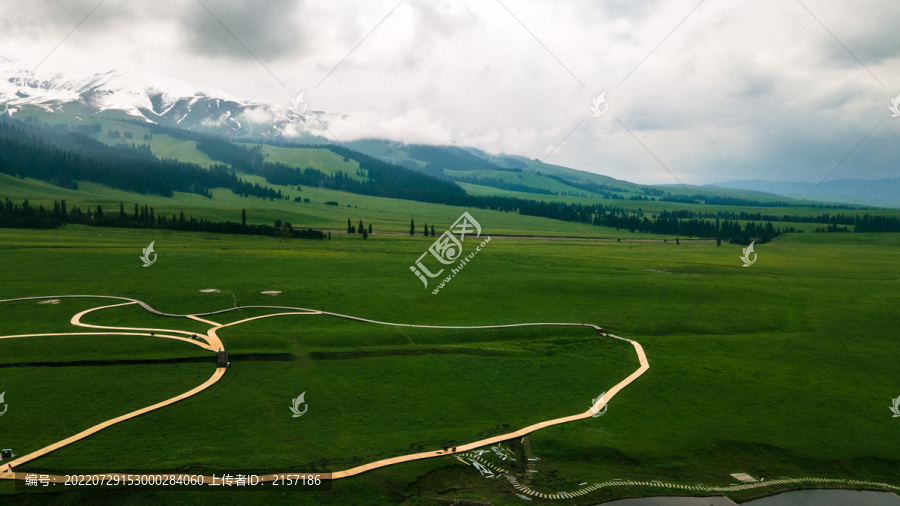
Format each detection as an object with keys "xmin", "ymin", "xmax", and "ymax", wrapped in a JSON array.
[{"xmin": 0, "ymin": 295, "xmax": 648, "ymax": 482}]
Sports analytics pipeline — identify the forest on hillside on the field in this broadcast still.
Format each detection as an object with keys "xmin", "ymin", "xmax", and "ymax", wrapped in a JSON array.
[
  {"xmin": 2, "ymin": 117, "xmax": 898, "ymax": 243},
  {"xmin": 0, "ymin": 120, "xmax": 283, "ymax": 200}
]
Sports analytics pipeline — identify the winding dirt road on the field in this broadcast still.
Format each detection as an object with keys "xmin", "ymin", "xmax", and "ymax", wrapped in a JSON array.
[{"xmin": 0, "ymin": 295, "xmax": 648, "ymax": 483}]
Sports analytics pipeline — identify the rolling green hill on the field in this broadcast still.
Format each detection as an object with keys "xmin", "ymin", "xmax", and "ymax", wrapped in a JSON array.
[
  {"xmin": 9, "ymin": 107, "xmax": 851, "ymax": 208},
  {"xmin": 4, "ymin": 109, "xmax": 898, "ymax": 248}
]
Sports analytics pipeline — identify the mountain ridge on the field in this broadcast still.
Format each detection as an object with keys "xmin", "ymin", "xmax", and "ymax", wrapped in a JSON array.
[
  {"xmin": 0, "ymin": 57, "xmax": 329, "ymax": 140},
  {"xmin": 2, "ymin": 59, "xmax": 892, "ymax": 208},
  {"xmin": 708, "ymin": 178, "xmax": 900, "ymax": 209}
]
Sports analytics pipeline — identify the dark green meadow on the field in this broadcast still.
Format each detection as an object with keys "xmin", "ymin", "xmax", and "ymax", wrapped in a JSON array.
[{"xmin": 1, "ymin": 224, "xmax": 898, "ymax": 504}]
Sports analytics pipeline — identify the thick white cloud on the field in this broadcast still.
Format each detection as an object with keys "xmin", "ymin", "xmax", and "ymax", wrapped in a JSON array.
[{"xmin": 0, "ymin": 0, "xmax": 897, "ymax": 184}]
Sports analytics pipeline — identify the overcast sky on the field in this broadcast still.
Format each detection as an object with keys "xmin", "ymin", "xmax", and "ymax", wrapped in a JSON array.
[{"xmin": 1, "ymin": 0, "xmax": 898, "ymax": 184}]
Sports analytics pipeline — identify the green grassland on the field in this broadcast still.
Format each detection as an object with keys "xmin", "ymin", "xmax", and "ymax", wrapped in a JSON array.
[
  {"xmin": 0, "ymin": 362, "xmax": 214, "ymax": 463},
  {"xmin": 131, "ymin": 134, "xmax": 221, "ymax": 169},
  {"xmin": 0, "ymin": 332, "xmax": 211, "ymax": 365},
  {"xmin": 21, "ymin": 109, "xmax": 363, "ymax": 178},
  {"xmin": 347, "ymin": 139, "xmax": 427, "ymax": 167},
  {"xmin": 460, "ymin": 181, "xmax": 900, "ymax": 231},
  {"xmin": 0, "ymin": 172, "xmax": 676, "ymax": 238},
  {"xmin": 1, "ymin": 223, "xmax": 898, "ymax": 504},
  {"xmin": 16, "ymin": 109, "xmax": 221, "ymax": 168},
  {"xmin": 249, "ymin": 144, "xmax": 366, "ymax": 181},
  {"xmin": 445, "ymin": 168, "xmax": 607, "ymax": 197},
  {"xmin": 2, "ymin": 110, "xmax": 900, "ymax": 503},
  {"xmin": 26, "ymin": 328, "xmax": 636, "ymax": 471},
  {"xmin": 11, "ymin": 166, "xmax": 888, "ymax": 245}
]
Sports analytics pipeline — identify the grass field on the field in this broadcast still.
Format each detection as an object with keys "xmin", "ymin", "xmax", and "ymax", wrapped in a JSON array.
[
  {"xmin": 1, "ymin": 221, "xmax": 898, "ymax": 504},
  {"xmin": 0, "ymin": 171, "xmax": 686, "ymax": 237},
  {"xmin": 250, "ymin": 144, "xmax": 366, "ymax": 181},
  {"xmin": 0, "ymin": 361, "xmax": 214, "ymax": 462},
  {"xmin": 446, "ymin": 168, "xmax": 607, "ymax": 197}
]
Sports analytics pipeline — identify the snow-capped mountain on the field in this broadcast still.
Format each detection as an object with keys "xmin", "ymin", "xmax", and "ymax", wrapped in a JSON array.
[{"xmin": 0, "ymin": 56, "xmax": 328, "ymax": 139}]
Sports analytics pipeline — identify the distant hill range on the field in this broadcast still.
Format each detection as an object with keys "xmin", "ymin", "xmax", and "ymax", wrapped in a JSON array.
[
  {"xmin": 707, "ymin": 179, "xmax": 900, "ymax": 209},
  {"xmin": 3, "ymin": 55, "xmax": 889, "ymax": 210}
]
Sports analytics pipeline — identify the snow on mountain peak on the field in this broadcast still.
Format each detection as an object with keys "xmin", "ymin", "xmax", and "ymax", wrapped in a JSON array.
[
  {"xmin": 0, "ymin": 59, "xmax": 326, "ymax": 139},
  {"xmin": 0, "ymin": 59, "xmax": 236, "ymax": 115}
]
